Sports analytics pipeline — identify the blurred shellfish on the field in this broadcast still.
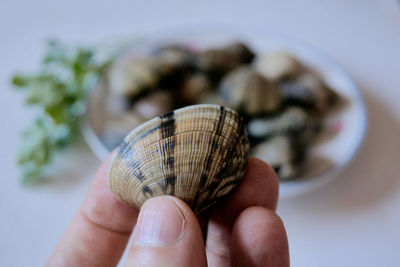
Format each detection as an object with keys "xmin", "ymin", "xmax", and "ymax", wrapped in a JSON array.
[
  {"xmin": 247, "ymin": 107, "xmax": 320, "ymax": 141},
  {"xmin": 108, "ymin": 104, "xmax": 249, "ymax": 214},
  {"xmin": 280, "ymin": 73, "xmax": 339, "ymax": 113},
  {"xmin": 251, "ymin": 135, "xmax": 306, "ymax": 180},
  {"xmin": 180, "ymin": 72, "xmax": 213, "ymax": 105},
  {"xmin": 219, "ymin": 66, "xmax": 282, "ymax": 116},
  {"xmin": 155, "ymin": 44, "xmax": 196, "ymax": 68},
  {"xmin": 256, "ymin": 51, "xmax": 302, "ymax": 81},
  {"xmin": 108, "ymin": 56, "xmax": 174, "ymax": 99},
  {"xmin": 198, "ymin": 42, "xmax": 255, "ymax": 80},
  {"xmin": 131, "ymin": 90, "xmax": 175, "ymax": 120}
]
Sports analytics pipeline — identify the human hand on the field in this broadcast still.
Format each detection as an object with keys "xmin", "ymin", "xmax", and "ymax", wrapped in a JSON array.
[{"xmin": 47, "ymin": 156, "xmax": 289, "ymax": 266}]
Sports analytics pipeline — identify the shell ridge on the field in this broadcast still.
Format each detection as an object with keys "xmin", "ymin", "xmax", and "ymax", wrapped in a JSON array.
[
  {"xmin": 192, "ymin": 106, "xmax": 227, "ymax": 211},
  {"xmin": 114, "ymin": 140, "xmax": 138, "ymax": 203},
  {"xmin": 125, "ymin": 121, "xmax": 161, "ymax": 205},
  {"xmin": 123, "ymin": 105, "xmax": 235, "ymax": 148},
  {"xmin": 198, "ymin": 116, "xmax": 248, "ymax": 212},
  {"xmin": 123, "ymin": 105, "xmax": 240, "ymax": 151},
  {"xmin": 127, "ymin": 130, "xmax": 238, "ymax": 188},
  {"xmin": 121, "ymin": 142, "xmax": 151, "ymax": 204},
  {"xmin": 125, "ymin": 127, "xmax": 238, "ymax": 153},
  {"xmin": 159, "ymin": 111, "xmax": 176, "ymax": 195}
]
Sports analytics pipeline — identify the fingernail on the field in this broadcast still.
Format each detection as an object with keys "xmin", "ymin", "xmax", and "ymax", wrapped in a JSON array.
[{"xmin": 133, "ymin": 197, "xmax": 186, "ymax": 247}]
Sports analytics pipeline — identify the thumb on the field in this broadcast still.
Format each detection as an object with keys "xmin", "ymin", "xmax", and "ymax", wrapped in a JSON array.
[{"xmin": 125, "ymin": 196, "xmax": 207, "ymax": 267}]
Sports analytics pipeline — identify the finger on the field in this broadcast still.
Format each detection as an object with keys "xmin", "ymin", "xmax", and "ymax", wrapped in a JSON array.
[
  {"xmin": 217, "ymin": 157, "xmax": 279, "ymax": 221},
  {"xmin": 206, "ymin": 157, "xmax": 279, "ymax": 266},
  {"xmin": 47, "ymin": 153, "xmax": 139, "ymax": 267},
  {"xmin": 231, "ymin": 207, "xmax": 289, "ymax": 267},
  {"xmin": 125, "ymin": 196, "xmax": 207, "ymax": 267}
]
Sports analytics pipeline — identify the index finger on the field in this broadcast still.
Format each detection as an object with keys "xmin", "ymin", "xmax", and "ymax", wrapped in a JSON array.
[
  {"xmin": 46, "ymin": 153, "xmax": 139, "ymax": 266},
  {"xmin": 215, "ymin": 157, "xmax": 279, "ymax": 222}
]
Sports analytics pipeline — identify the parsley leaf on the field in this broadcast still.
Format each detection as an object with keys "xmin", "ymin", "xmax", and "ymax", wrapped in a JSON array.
[{"xmin": 11, "ymin": 40, "xmax": 112, "ymax": 184}]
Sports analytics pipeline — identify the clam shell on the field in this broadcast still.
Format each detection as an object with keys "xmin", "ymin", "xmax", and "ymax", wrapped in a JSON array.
[
  {"xmin": 198, "ymin": 42, "xmax": 255, "ymax": 79},
  {"xmin": 219, "ymin": 66, "xmax": 282, "ymax": 116},
  {"xmin": 256, "ymin": 51, "xmax": 301, "ymax": 81},
  {"xmin": 155, "ymin": 45, "xmax": 196, "ymax": 68},
  {"xmin": 280, "ymin": 73, "xmax": 339, "ymax": 113},
  {"xmin": 247, "ymin": 107, "xmax": 319, "ymax": 141},
  {"xmin": 131, "ymin": 90, "xmax": 175, "ymax": 120},
  {"xmin": 225, "ymin": 42, "xmax": 255, "ymax": 65},
  {"xmin": 251, "ymin": 135, "xmax": 306, "ymax": 180},
  {"xmin": 108, "ymin": 56, "xmax": 174, "ymax": 98},
  {"xmin": 180, "ymin": 72, "xmax": 213, "ymax": 105},
  {"xmin": 108, "ymin": 104, "xmax": 249, "ymax": 214}
]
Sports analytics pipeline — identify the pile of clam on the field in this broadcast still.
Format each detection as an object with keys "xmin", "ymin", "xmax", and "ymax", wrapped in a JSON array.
[{"xmin": 104, "ymin": 42, "xmax": 339, "ymax": 181}]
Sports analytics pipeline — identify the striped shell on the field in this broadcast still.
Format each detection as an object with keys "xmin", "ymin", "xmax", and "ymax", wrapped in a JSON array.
[{"xmin": 108, "ymin": 104, "xmax": 249, "ymax": 214}]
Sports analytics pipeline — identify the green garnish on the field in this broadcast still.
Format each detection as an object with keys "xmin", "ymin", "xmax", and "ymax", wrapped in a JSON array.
[{"xmin": 11, "ymin": 40, "xmax": 113, "ymax": 184}]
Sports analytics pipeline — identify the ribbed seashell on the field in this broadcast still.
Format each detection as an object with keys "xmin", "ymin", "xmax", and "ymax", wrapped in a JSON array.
[
  {"xmin": 108, "ymin": 104, "xmax": 249, "ymax": 214},
  {"xmin": 219, "ymin": 66, "xmax": 282, "ymax": 116}
]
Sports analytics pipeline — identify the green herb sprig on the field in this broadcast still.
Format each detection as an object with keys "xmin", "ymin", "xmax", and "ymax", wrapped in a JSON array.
[{"xmin": 12, "ymin": 40, "xmax": 112, "ymax": 184}]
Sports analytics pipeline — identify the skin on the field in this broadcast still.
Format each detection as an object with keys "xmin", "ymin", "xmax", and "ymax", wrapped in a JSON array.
[{"xmin": 46, "ymin": 156, "xmax": 289, "ymax": 267}]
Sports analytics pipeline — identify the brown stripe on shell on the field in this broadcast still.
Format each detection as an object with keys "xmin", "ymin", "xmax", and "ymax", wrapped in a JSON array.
[
  {"xmin": 128, "ymin": 124, "xmax": 160, "ymax": 147},
  {"xmin": 128, "ymin": 160, "xmax": 145, "ymax": 181},
  {"xmin": 210, "ymin": 119, "xmax": 248, "ymax": 197},
  {"xmin": 113, "ymin": 140, "xmax": 148, "ymax": 200},
  {"xmin": 192, "ymin": 106, "xmax": 227, "ymax": 211},
  {"xmin": 158, "ymin": 111, "xmax": 176, "ymax": 195},
  {"xmin": 196, "ymin": 115, "xmax": 248, "ymax": 213},
  {"xmin": 142, "ymin": 185, "xmax": 153, "ymax": 197}
]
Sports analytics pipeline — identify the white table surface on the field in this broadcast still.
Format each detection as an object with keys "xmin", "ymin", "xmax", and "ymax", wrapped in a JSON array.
[{"xmin": 1, "ymin": 1, "xmax": 400, "ymax": 266}]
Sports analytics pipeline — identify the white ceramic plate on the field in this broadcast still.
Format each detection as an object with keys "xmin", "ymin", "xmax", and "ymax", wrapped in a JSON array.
[{"xmin": 83, "ymin": 28, "xmax": 367, "ymax": 199}]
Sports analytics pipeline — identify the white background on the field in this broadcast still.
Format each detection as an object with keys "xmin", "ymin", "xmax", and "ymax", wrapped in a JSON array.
[{"xmin": 1, "ymin": 1, "xmax": 400, "ymax": 266}]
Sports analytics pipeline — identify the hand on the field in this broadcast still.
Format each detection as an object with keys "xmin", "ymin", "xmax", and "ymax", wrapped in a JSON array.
[{"xmin": 47, "ymin": 156, "xmax": 289, "ymax": 267}]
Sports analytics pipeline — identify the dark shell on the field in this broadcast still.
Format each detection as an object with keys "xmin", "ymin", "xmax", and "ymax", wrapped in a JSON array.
[
  {"xmin": 225, "ymin": 42, "xmax": 255, "ymax": 65},
  {"xmin": 219, "ymin": 66, "xmax": 282, "ymax": 116},
  {"xmin": 131, "ymin": 90, "xmax": 175, "ymax": 120},
  {"xmin": 247, "ymin": 107, "xmax": 320, "ymax": 141},
  {"xmin": 251, "ymin": 135, "xmax": 306, "ymax": 180},
  {"xmin": 279, "ymin": 73, "xmax": 339, "ymax": 113},
  {"xmin": 198, "ymin": 42, "xmax": 255, "ymax": 80},
  {"xmin": 179, "ymin": 72, "xmax": 213, "ymax": 105},
  {"xmin": 155, "ymin": 45, "xmax": 196, "ymax": 69},
  {"xmin": 108, "ymin": 57, "xmax": 175, "ymax": 98}
]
